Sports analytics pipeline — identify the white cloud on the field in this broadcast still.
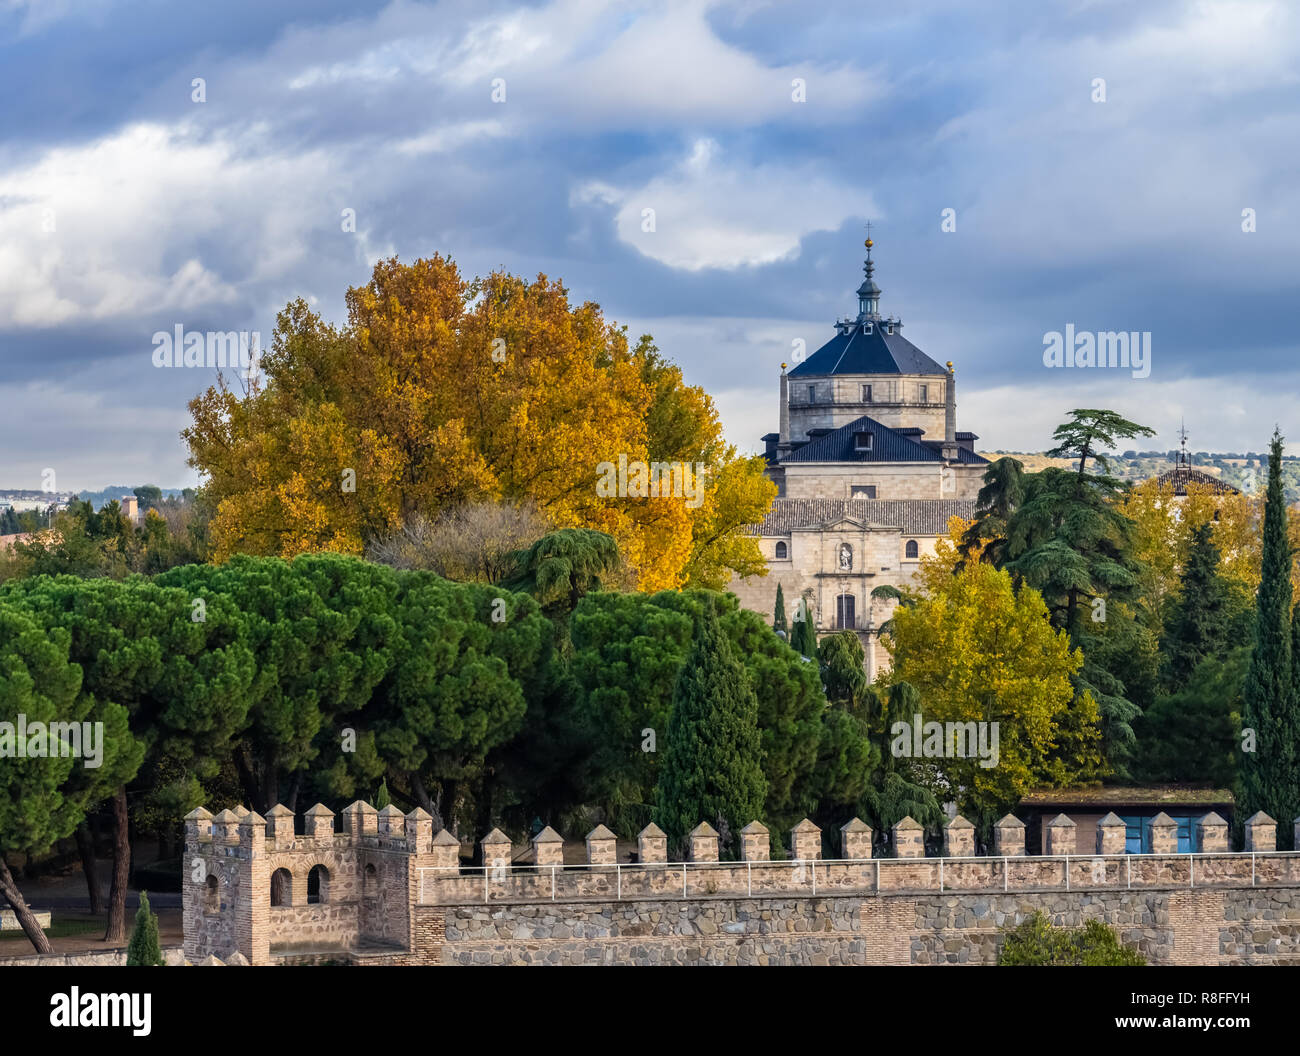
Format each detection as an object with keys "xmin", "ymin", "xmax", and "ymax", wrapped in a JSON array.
[
  {"xmin": 0, "ymin": 122, "xmax": 348, "ymax": 328},
  {"xmin": 282, "ymin": 0, "xmax": 879, "ymax": 128},
  {"xmin": 394, "ymin": 119, "xmax": 506, "ymax": 155},
  {"xmin": 577, "ymin": 138, "xmax": 873, "ymax": 270}
]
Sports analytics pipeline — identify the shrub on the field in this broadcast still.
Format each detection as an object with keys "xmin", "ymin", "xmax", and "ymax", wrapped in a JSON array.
[
  {"xmin": 125, "ymin": 891, "xmax": 164, "ymax": 966},
  {"xmin": 998, "ymin": 911, "xmax": 1144, "ymax": 965}
]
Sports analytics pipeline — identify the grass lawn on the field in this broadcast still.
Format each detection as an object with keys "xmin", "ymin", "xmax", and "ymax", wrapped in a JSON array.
[{"xmin": 0, "ymin": 916, "xmax": 102, "ymax": 942}]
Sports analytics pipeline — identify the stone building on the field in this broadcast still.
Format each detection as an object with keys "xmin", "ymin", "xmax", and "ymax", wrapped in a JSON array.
[{"xmin": 728, "ymin": 238, "xmax": 988, "ymax": 676}]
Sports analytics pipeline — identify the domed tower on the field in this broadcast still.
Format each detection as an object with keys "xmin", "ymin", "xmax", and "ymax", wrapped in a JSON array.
[{"xmin": 784, "ymin": 237, "xmax": 951, "ymax": 444}]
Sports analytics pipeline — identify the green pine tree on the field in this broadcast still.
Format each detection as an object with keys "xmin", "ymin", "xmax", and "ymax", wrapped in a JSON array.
[
  {"xmin": 1160, "ymin": 522, "xmax": 1235, "ymax": 692},
  {"xmin": 773, "ymin": 583, "xmax": 788, "ymax": 636},
  {"xmin": 987, "ymin": 409, "xmax": 1156, "ymax": 776},
  {"xmin": 655, "ymin": 608, "xmax": 767, "ymax": 856},
  {"xmin": 1136, "ymin": 647, "xmax": 1247, "ymax": 786},
  {"xmin": 1241, "ymin": 428, "xmax": 1300, "ymax": 848},
  {"xmin": 125, "ymin": 891, "xmax": 163, "ymax": 966}
]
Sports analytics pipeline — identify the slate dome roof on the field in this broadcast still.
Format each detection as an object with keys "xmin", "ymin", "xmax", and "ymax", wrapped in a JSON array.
[
  {"xmin": 787, "ymin": 325, "xmax": 947, "ymax": 378},
  {"xmin": 788, "ymin": 238, "xmax": 947, "ymax": 377}
]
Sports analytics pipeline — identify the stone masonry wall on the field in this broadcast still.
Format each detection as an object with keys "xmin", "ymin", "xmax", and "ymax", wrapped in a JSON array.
[
  {"xmin": 184, "ymin": 803, "xmax": 1300, "ymax": 966},
  {"xmin": 404, "ymin": 886, "xmax": 1300, "ymax": 966}
]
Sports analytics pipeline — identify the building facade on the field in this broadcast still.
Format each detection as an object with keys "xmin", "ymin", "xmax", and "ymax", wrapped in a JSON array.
[{"xmin": 728, "ymin": 239, "xmax": 988, "ymax": 677}]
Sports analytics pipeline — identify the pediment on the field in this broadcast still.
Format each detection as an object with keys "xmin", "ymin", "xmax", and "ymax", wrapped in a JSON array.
[{"xmin": 820, "ymin": 515, "xmax": 871, "ymax": 531}]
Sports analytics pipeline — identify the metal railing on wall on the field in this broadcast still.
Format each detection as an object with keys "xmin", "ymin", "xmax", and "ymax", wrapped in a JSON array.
[{"xmin": 417, "ymin": 851, "xmax": 1298, "ymax": 905}]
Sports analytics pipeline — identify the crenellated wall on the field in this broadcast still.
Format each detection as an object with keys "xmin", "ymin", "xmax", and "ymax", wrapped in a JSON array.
[{"xmin": 184, "ymin": 804, "xmax": 1300, "ymax": 966}]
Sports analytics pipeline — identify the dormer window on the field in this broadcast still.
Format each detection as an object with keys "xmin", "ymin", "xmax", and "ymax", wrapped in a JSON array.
[
  {"xmin": 886, "ymin": 322, "xmax": 893, "ymax": 335},
  {"xmin": 854, "ymin": 431, "xmax": 873, "ymax": 452},
  {"xmin": 863, "ymin": 322, "xmax": 872, "ymax": 334}
]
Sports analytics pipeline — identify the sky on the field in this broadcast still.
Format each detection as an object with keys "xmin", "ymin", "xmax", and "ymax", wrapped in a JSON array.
[{"xmin": 1, "ymin": 0, "xmax": 1298, "ymax": 491}]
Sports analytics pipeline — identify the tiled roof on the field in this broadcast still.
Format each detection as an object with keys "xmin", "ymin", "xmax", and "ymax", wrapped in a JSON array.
[
  {"xmin": 747, "ymin": 498, "xmax": 978, "ymax": 536},
  {"xmin": 788, "ymin": 324, "xmax": 947, "ymax": 377},
  {"xmin": 1019, "ymin": 785, "xmax": 1234, "ymax": 808},
  {"xmin": 1152, "ymin": 466, "xmax": 1240, "ymax": 496},
  {"xmin": 783, "ymin": 415, "xmax": 988, "ymax": 465}
]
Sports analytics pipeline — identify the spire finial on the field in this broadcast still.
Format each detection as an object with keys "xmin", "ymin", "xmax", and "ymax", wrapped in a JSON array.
[{"xmin": 856, "ymin": 225, "xmax": 881, "ymax": 320}]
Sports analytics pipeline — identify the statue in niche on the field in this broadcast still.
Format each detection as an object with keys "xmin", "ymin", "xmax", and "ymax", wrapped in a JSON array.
[{"xmin": 838, "ymin": 543, "xmax": 853, "ymax": 571}]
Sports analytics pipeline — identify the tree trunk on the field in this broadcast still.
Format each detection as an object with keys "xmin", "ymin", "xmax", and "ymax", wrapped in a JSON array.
[
  {"xmin": 262, "ymin": 747, "xmax": 279, "ymax": 814},
  {"xmin": 0, "ymin": 857, "xmax": 52, "ymax": 954},
  {"xmin": 446, "ymin": 781, "xmax": 461, "ymax": 838},
  {"xmin": 285, "ymin": 771, "xmax": 301, "ymax": 813},
  {"xmin": 411, "ymin": 773, "xmax": 442, "ymax": 829},
  {"xmin": 233, "ymin": 745, "xmax": 261, "ymax": 810},
  {"xmin": 103, "ymin": 787, "xmax": 131, "ymax": 944},
  {"xmin": 75, "ymin": 822, "xmax": 102, "ymax": 915}
]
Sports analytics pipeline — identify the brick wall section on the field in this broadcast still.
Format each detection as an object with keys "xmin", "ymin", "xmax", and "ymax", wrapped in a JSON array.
[
  {"xmin": 410, "ymin": 908, "xmax": 446, "ymax": 965},
  {"xmin": 1168, "ymin": 890, "xmax": 1224, "ymax": 965},
  {"xmin": 861, "ymin": 898, "xmax": 914, "ymax": 964}
]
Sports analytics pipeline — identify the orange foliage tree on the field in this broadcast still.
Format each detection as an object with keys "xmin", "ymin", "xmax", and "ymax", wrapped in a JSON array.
[{"xmin": 183, "ymin": 256, "xmax": 774, "ymax": 590}]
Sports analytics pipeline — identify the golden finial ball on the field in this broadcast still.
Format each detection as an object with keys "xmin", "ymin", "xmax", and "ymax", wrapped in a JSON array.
[
  {"xmin": 865, "ymin": 238, "xmax": 873, "ymax": 249},
  {"xmin": 781, "ymin": 362, "xmax": 788, "ymax": 370}
]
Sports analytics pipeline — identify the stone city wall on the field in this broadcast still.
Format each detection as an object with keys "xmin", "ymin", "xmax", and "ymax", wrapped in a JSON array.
[{"xmin": 183, "ymin": 802, "xmax": 1300, "ymax": 966}]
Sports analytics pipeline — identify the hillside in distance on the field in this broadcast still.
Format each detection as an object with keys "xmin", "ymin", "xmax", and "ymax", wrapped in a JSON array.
[{"xmin": 978, "ymin": 450, "xmax": 1300, "ymax": 505}]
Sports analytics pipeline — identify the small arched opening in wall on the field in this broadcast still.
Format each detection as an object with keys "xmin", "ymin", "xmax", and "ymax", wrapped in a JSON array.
[
  {"xmin": 363, "ymin": 863, "xmax": 377, "ymax": 898},
  {"xmin": 905, "ymin": 539, "xmax": 919, "ymax": 559},
  {"xmin": 270, "ymin": 868, "xmax": 292, "ymax": 907},
  {"xmin": 775, "ymin": 541, "xmax": 788, "ymax": 560},
  {"xmin": 307, "ymin": 864, "xmax": 330, "ymax": 904},
  {"xmin": 203, "ymin": 874, "xmax": 220, "ymax": 915}
]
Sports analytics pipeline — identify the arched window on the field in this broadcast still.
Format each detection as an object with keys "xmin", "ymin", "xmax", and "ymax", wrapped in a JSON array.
[
  {"xmin": 835, "ymin": 593, "xmax": 856, "ymax": 630},
  {"xmin": 204, "ymin": 874, "xmax": 220, "ymax": 915},
  {"xmin": 270, "ymin": 868, "xmax": 292, "ymax": 907},
  {"xmin": 307, "ymin": 864, "xmax": 330, "ymax": 904},
  {"xmin": 774, "ymin": 541, "xmax": 788, "ymax": 559},
  {"xmin": 905, "ymin": 539, "xmax": 919, "ymax": 559},
  {"xmin": 363, "ymin": 863, "xmax": 377, "ymax": 897}
]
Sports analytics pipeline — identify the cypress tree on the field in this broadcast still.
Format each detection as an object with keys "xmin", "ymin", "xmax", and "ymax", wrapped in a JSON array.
[
  {"xmin": 125, "ymin": 891, "xmax": 163, "ymax": 966},
  {"xmin": 1241, "ymin": 429, "xmax": 1299, "ymax": 848},
  {"xmin": 1160, "ymin": 522, "xmax": 1232, "ymax": 691},
  {"xmin": 655, "ymin": 608, "xmax": 767, "ymax": 856},
  {"xmin": 789, "ymin": 595, "xmax": 818, "ymax": 659},
  {"xmin": 773, "ymin": 583, "xmax": 788, "ymax": 636}
]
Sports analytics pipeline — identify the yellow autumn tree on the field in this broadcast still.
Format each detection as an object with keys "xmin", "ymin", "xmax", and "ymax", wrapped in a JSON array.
[
  {"xmin": 915, "ymin": 515, "xmax": 980, "ymax": 589},
  {"xmin": 883, "ymin": 559, "xmax": 1103, "ymax": 820},
  {"xmin": 1119, "ymin": 478, "xmax": 1300, "ymax": 625},
  {"xmin": 182, "ymin": 256, "xmax": 774, "ymax": 589}
]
